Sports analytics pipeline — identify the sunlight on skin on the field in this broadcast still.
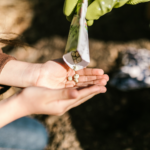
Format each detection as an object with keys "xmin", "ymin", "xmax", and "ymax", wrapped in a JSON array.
[{"xmin": 35, "ymin": 58, "xmax": 109, "ymax": 89}]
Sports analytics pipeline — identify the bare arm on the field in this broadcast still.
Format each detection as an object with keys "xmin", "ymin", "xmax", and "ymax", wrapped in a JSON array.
[
  {"xmin": 0, "ymin": 85, "xmax": 106, "ymax": 128},
  {"xmin": 0, "ymin": 60, "xmax": 41, "ymax": 87},
  {"xmin": 0, "ymin": 92, "xmax": 27, "ymax": 128}
]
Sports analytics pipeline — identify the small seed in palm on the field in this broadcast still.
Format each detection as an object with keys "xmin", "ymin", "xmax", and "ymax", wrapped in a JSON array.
[
  {"xmin": 68, "ymin": 76, "xmax": 72, "ymax": 81},
  {"xmin": 74, "ymin": 74, "xmax": 79, "ymax": 79},
  {"xmin": 74, "ymin": 78, "xmax": 78, "ymax": 83}
]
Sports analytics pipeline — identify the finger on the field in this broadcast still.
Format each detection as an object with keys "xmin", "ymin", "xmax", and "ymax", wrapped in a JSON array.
[
  {"xmin": 76, "ymin": 79, "xmax": 107, "ymax": 86},
  {"xmin": 66, "ymin": 86, "xmax": 107, "ymax": 110},
  {"xmin": 78, "ymin": 75, "xmax": 99, "ymax": 82},
  {"xmin": 53, "ymin": 85, "xmax": 105, "ymax": 111},
  {"xmin": 73, "ymin": 86, "xmax": 107, "ymax": 107},
  {"xmin": 78, "ymin": 85, "xmax": 106, "ymax": 99},
  {"xmin": 76, "ymin": 68, "xmax": 104, "ymax": 76},
  {"xmin": 86, "ymin": 0, "xmax": 102, "ymax": 20},
  {"xmin": 66, "ymin": 74, "xmax": 109, "ymax": 83},
  {"xmin": 63, "ymin": 0, "xmax": 78, "ymax": 16},
  {"xmin": 86, "ymin": 0, "xmax": 116, "ymax": 20},
  {"xmin": 87, "ymin": 20, "xmax": 94, "ymax": 26},
  {"xmin": 78, "ymin": 74, "xmax": 109, "ymax": 82},
  {"xmin": 47, "ymin": 85, "xmax": 106, "ymax": 116},
  {"xmin": 75, "ymin": 84, "xmax": 90, "ymax": 87},
  {"xmin": 102, "ymin": 74, "xmax": 109, "ymax": 81},
  {"xmin": 65, "ymin": 83, "xmax": 75, "ymax": 88},
  {"xmin": 67, "ymin": 93, "xmax": 96, "ymax": 110},
  {"xmin": 114, "ymin": 0, "xmax": 128, "ymax": 8}
]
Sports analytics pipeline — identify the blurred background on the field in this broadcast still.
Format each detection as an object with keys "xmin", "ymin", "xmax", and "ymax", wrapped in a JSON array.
[{"xmin": 1, "ymin": 0, "xmax": 150, "ymax": 149}]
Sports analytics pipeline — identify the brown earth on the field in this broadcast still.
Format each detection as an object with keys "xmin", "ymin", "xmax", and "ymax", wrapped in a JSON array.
[{"xmin": 1, "ymin": 0, "xmax": 150, "ymax": 150}]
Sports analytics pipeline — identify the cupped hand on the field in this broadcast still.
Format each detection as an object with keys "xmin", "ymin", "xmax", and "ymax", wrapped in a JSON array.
[
  {"xmin": 19, "ymin": 85, "xmax": 106, "ymax": 116},
  {"xmin": 35, "ymin": 58, "xmax": 109, "ymax": 89}
]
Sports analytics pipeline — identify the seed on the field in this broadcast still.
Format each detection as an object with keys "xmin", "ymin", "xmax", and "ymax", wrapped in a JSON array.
[
  {"xmin": 71, "ymin": 51, "xmax": 76, "ymax": 57},
  {"xmin": 74, "ymin": 60, "xmax": 77, "ymax": 64},
  {"xmin": 77, "ymin": 57, "xmax": 82, "ymax": 63},
  {"xmin": 74, "ymin": 78, "xmax": 78, "ymax": 83},
  {"xmin": 74, "ymin": 74, "xmax": 79, "ymax": 79},
  {"xmin": 72, "ymin": 56, "xmax": 76, "ymax": 60},
  {"xmin": 76, "ymin": 51, "xmax": 80, "ymax": 57},
  {"xmin": 73, "ymin": 66, "xmax": 78, "ymax": 71},
  {"xmin": 68, "ymin": 76, "xmax": 72, "ymax": 81}
]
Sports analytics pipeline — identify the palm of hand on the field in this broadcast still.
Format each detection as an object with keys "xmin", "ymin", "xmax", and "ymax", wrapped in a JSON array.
[{"xmin": 36, "ymin": 59, "xmax": 75, "ymax": 89}]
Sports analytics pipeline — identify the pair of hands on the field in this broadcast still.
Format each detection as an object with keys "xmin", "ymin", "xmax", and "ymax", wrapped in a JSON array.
[
  {"xmin": 0, "ymin": 58, "xmax": 109, "ymax": 127},
  {"xmin": 21, "ymin": 58, "xmax": 108, "ymax": 116},
  {"xmin": 63, "ymin": 0, "xmax": 149, "ymax": 26}
]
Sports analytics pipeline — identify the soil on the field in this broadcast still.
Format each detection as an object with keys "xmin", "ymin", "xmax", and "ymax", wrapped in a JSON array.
[{"xmin": 1, "ymin": 0, "xmax": 150, "ymax": 150}]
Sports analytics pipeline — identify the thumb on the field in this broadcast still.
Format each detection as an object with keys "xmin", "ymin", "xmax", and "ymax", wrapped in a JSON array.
[{"xmin": 49, "ymin": 88, "xmax": 78, "ymax": 101}]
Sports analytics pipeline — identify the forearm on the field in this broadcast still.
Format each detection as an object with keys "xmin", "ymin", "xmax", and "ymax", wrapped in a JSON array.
[
  {"xmin": 0, "ymin": 93, "xmax": 27, "ymax": 128},
  {"xmin": 0, "ymin": 60, "xmax": 41, "ymax": 88}
]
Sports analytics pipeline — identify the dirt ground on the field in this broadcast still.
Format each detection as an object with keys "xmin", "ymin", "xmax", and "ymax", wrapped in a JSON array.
[{"xmin": 1, "ymin": 0, "xmax": 150, "ymax": 150}]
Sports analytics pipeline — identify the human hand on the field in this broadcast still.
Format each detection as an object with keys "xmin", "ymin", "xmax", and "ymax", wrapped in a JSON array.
[
  {"xmin": 35, "ymin": 58, "xmax": 109, "ymax": 89},
  {"xmin": 63, "ymin": 0, "xmax": 149, "ymax": 26},
  {"xmin": 0, "ymin": 59, "xmax": 108, "ymax": 89},
  {"xmin": 0, "ymin": 84, "xmax": 106, "ymax": 127},
  {"xmin": 18, "ymin": 85, "xmax": 106, "ymax": 116}
]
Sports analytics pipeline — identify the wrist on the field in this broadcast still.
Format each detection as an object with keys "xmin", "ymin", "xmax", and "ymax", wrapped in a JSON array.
[
  {"xmin": 20, "ymin": 62, "xmax": 42, "ymax": 87},
  {"xmin": 0, "ymin": 60, "xmax": 42, "ymax": 88}
]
